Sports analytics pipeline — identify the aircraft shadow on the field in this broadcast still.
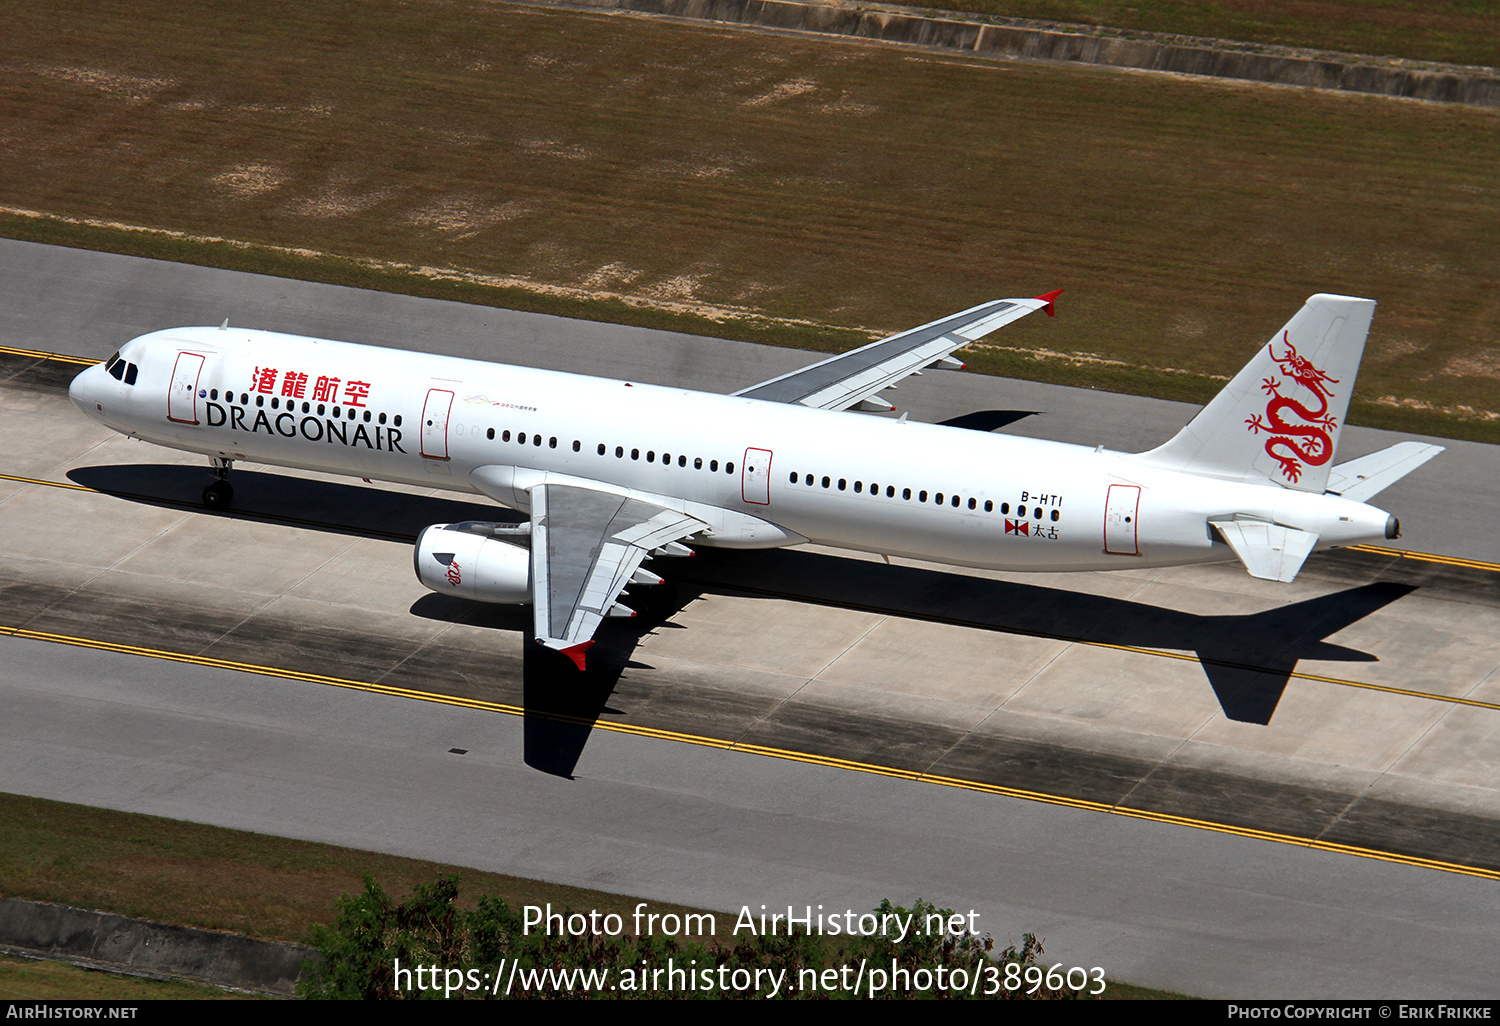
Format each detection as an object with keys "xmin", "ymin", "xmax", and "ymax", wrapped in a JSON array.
[
  {"xmin": 408, "ymin": 585, "xmax": 690, "ymax": 778},
  {"xmin": 938, "ymin": 409, "xmax": 1040, "ymax": 432},
  {"xmin": 675, "ymin": 548, "xmax": 1415, "ymax": 726},
  {"xmin": 70, "ymin": 463, "xmax": 1417, "ymax": 772}
]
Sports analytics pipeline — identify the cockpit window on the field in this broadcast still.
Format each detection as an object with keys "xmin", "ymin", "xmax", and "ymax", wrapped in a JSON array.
[
  {"xmin": 123, "ymin": 363, "xmax": 138, "ymax": 385},
  {"xmin": 108, "ymin": 360, "xmax": 125, "ymax": 381}
]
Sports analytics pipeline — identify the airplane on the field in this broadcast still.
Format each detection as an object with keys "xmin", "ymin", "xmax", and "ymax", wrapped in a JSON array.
[{"xmin": 68, "ymin": 291, "xmax": 1442, "ymax": 670}]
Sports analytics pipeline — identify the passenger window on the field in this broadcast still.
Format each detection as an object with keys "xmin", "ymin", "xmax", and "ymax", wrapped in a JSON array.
[
  {"xmin": 919, "ymin": 491, "xmax": 928, "ymax": 502},
  {"xmin": 838, "ymin": 479, "xmax": 846, "ymax": 491},
  {"xmin": 1034, "ymin": 507, "xmax": 1042, "ymax": 519},
  {"xmin": 534, "ymin": 435, "xmax": 542, "ymax": 446},
  {"xmin": 853, "ymin": 481, "xmax": 862, "ymax": 493},
  {"xmin": 678, "ymin": 456, "xmax": 686, "ymax": 467},
  {"xmin": 902, "ymin": 488, "xmax": 911, "ymax": 500},
  {"xmin": 726, "ymin": 462, "xmax": 734, "ymax": 474},
  {"xmin": 822, "ymin": 476, "xmax": 831, "ymax": 488},
  {"xmin": 1051, "ymin": 509, "xmax": 1060, "ymax": 521},
  {"xmin": 210, "ymin": 389, "xmax": 218, "ymax": 400},
  {"xmin": 935, "ymin": 493, "xmax": 943, "ymax": 504},
  {"xmin": 617, "ymin": 446, "xmax": 625, "ymax": 458},
  {"xmin": 632, "ymin": 449, "xmax": 640, "ymax": 460},
  {"xmin": 364, "ymin": 410, "xmax": 372, "ymax": 422},
  {"xmin": 394, "ymin": 415, "xmax": 402, "ymax": 427},
  {"xmin": 710, "ymin": 460, "xmax": 718, "ymax": 471},
  {"xmin": 886, "ymin": 486, "xmax": 894, "ymax": 498},
  {"xmin": 953, "ymin": 495, "xmax": 961, "ymax": 508},
  {"xmin": 694, "ymin": 458, "xmax": 703, "ymax": 469},
  {"xmin": 984, "ymin": 500, "xmax": 993, "ymax": 512},
  {"xmin": 598, "ymin": 443, "xmax": 606, "ymax": 455},
  {"xmin": 648, "ymin": 451, "xmax": 656, "ymax": 462},
  {"xmin": 379, "ymin": 412, "xmax": 387, "ymax": 424},
  {"xmin": 549, "ymin": 436, "xmax": 557, "ymax": 448},
  {"xmin": 487, "ymin": 428, "xmax": 495, "ymax": 440},
  {"xmin": 790, "ymin": 472, "xmax": 799, "ymax": 484}
]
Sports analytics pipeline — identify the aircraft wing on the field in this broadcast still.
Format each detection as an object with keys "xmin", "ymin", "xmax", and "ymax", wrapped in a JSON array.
[
  {"xmin": 530, "ymin": 482, "xmax": 705, "ymax": 669},
  {"xmin": 732, "ymin": 293, "xmax": 1060, "ymax": 412}
]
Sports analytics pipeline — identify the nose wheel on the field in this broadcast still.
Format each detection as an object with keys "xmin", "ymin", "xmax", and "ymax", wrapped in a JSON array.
[{"xmin": 203, "ymin": 457, "xmax": 234, "ymax": 510}]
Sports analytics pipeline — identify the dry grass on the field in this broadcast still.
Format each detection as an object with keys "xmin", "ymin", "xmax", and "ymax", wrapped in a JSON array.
[
  {"xmin": 1, "ymin": 0, "xmax": 1497, "ymax": 435},
  {"xmin": 0, "ymin": 792, "xmax": 712, "ymax": 943},
  {"xmin": 910, "ymin": 0, "xmax": 1500, "ymax": 68}
]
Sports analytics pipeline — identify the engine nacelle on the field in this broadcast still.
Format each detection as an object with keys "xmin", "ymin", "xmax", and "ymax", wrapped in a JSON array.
[{"xmin": 414, "ymin": 524, "xmax": 531, "ymax": 604}]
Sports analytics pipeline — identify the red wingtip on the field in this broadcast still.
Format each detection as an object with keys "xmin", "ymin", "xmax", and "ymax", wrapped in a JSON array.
[
  {"xmin": 562, "ymin": 641, "xmax": 593, "ymax": 671},
  {"xmin": 537, "ymin": 639, "xmax": 594, "ymax": 671},
  {"xmin": 1034, "ymin": 289, "xmax": 1063, "ymax": 317}
]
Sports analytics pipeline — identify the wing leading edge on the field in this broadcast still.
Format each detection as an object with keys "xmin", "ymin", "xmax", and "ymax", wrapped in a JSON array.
[
  {"xmin": 733, "ymin": 293, "xmax": 1060, "ymax": 412},
  {"xmin": 531, "ymin": 483, "xmax": 705, "ymax": 669}
]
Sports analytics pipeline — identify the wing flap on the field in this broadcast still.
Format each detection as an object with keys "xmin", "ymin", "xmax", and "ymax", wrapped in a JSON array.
[{"xmin": 531, "ymin": 483, "xmax": 705, "ymax": 666}]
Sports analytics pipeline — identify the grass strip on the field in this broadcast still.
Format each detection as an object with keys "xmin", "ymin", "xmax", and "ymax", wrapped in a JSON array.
[
  {"xmin": 4, "ymin": 0, "xmax": 1496, "ymax": 442},
  {"xmin": 0, "ymin": 792, "xmax": 1188, "ymax": 998}
]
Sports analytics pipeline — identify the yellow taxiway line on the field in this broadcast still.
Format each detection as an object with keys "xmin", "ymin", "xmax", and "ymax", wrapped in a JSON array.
[{"xmin": 1, "ymin": 621, "xmax": 1497, "ymax": 884}]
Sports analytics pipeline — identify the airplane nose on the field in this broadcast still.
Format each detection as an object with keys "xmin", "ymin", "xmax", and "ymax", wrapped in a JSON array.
[{"xmin": 69, "ymin": 363, "xmax": 103, "ymax": 418}]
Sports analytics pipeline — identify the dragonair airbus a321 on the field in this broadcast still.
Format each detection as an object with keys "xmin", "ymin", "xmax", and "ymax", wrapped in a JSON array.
[{"xmin": 69, "ymin": 291, "xmax": 1441, "ymax": 669}]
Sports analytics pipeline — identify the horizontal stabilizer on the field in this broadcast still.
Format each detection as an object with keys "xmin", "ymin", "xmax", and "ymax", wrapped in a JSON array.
[
  {"xmin": 1325, "ymin": 442, "xmax": 1444, "ymax": 502},
  {"xmin": 1209, "ymin": 517, "xmax": 1320, "ymax": 583}
]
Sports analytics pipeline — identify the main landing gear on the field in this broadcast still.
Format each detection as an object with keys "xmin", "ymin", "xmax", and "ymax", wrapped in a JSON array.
[{"xmin": 203, "ymin": 457, "xmax": 234, "ymax": 510}]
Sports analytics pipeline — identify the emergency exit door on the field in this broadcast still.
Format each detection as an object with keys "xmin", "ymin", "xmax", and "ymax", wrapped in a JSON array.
[
  {"xmin": 1104, "ymin": 484, "xmax": 1140, "ymax": 555},
  {"xmin": 742, "ymin": 447, "xmax": 773, "ymax": 505},
  {"xmin": 421, "ymin": 388, "xmax": 454, "ymax": 459}
]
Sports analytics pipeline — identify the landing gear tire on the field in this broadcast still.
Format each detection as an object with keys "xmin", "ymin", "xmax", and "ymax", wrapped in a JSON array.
[{"xmin": 202, "ymin": 480, "xmax": 234, "ymax": 510}]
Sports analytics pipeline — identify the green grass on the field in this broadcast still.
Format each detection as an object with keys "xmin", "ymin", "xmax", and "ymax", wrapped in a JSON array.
[
  {"xmin": 0, "ymin": 792, "xmax": 712, "ymax": 944},
  {"xmin": 2, "ymin": 0, "xmax": 1496, "ymax": 444},
  {"xmin": 0, "ymin": 792, "xmax": 1192, "ymax": 999},
  {"xmin": 0, "ymin": 953, "xmax": 251, "ymax": 1000}
]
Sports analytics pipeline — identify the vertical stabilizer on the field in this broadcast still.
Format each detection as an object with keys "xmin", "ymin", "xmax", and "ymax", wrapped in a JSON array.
[{"xmin": 1140, "ymin": 294, "xmax": 1374, "ymax": 492}]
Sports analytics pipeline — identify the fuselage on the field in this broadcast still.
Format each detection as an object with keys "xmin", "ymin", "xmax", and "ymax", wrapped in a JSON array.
[{"xmin": 69, "ymin": 326, "xmax": 1396, "ymax": 572}]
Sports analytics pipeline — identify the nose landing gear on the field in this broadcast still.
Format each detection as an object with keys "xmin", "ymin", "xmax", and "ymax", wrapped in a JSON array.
[{"xmin": 203, "ymin": 457, "xmax": 234, "ymax": 510}]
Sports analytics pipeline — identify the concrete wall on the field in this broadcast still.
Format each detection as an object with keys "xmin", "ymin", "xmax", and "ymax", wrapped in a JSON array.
[
  {"xmin": 0, "ymin": 898, "xmax": 316, "ymax": 997},
  {"xmin": 566, "ymin": 0, "xmax": 1500, "ymax": 107}
]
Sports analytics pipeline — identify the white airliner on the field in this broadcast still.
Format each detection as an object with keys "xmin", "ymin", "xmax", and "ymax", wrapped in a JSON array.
[{"xmin": 69, "ymin": 291, "xmax": 1441, "ymax": 669}]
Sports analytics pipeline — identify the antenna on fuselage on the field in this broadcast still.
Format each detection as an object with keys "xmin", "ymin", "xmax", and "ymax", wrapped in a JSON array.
[{"xmin": 219, "ymin": 319, "xmax": 229, "ymax": 330}]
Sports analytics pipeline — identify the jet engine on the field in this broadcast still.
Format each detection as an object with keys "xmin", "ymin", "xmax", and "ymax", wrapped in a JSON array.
[{"xmin": 414, "ymin": 522, "xmax": 531, "ymax": 604}]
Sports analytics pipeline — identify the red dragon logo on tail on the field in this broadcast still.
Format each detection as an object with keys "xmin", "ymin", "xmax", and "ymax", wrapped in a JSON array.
[{"xmin": 1244, "ymin": 332, "xmax": 1339, "ymax": 483}]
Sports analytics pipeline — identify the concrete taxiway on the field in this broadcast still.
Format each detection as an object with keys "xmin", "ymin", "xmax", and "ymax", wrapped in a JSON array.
[{"xmin": 1, "ymin": 238, "xmax": 1497, "ymax": 997}]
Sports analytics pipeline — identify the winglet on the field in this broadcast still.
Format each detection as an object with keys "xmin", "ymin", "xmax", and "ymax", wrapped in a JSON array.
[
  {"xmin": 1034, "ymin": 289, "xmax": 1063, "ymax": 317},
  {"xmin": 537, "ymin": 637, "xmax": 594, "ymax": 671}
]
